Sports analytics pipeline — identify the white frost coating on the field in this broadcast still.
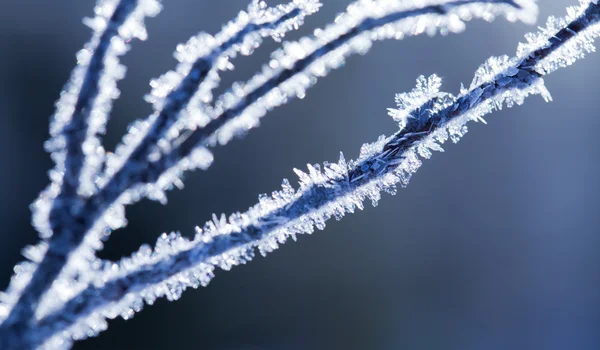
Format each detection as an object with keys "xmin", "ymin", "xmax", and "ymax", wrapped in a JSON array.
[
  {"xmin": 14, "ymin": 0, "xmax": 600, "ymax": 348},
  {"xmin": 146, "ymin": 0, "xmax": 321, "ymax": 112},
  {"xmin": 30, "ymin": 148, "xmax": 211, "ymax": 331},
  {"xmin": 102, "ymin": 0, "xmax": 321, "ymax": 206},
  {"xmin": 46, "ymin": 0, "xmax": 600, "ymax": 332},
  {"xmin": 387, "ymin": 74, "xmax": 446, "ymax": 128},
  {"xmin": 3, "ymin": 1, "xmax": 314, "ymax": 334},
  {"xmin": 517, "ymin": 0, "xmax": 600, "ymax": 74},
  {"xmin": 34, "ymin": 0, "xmax": 161, "ymax": 237},
  {"xmin": 131, "ymin": 145, "xmax": 215, "ymax": 205},
  {"xmin": 101, "ymin": 115, "xmax": 216, "ymax": 205},
  {"xmin": 208, "ymin": 0, "xmax": 537, "ymax": 146},
  {"xmin": 0, "ymin": 243, "xmax": 48, "ymax": 323},
  {"xmin": 41, "ymin": 65, "xmax": 554, "ymax": 343},
  {"xmin": 55, "ymin": 0, "xmax": 161, "ymax": 194},
  {"xmin": 21, "ymin": 1, "xmax": 544, "ymax": 341},
  {"xmin": 0, "ymin": 0, "xmax": 161, "ymax": 327},
  {"xmin": 19, "ymin": 3, "xmax": 321, "ymax": 325},
  {"xmin": 77, "ymin": 0, "xmax": 163, "ymax": 199}
]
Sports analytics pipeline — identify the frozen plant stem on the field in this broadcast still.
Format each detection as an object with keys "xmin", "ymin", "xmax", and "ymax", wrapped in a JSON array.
[
  {"xmin": 93, "ymin": 0, "xmax": 532, "ymax": 213},
  {"xmin": 2, "ymin": 0, "xmax": 573, "ymax": 348},
  {"xmin": 100, "ymin": 1, "xmax": 321, "ymax": 202},
  {"xmin": 1, "ymin": 0, "xmax": 144, "ymax": 333},
  {"xmin": 23, "ymin": 1, "xmax": 600, "ymax": 348},
  {"xmin": 139, "ymin": 0, "xmax": 532, "ymax": 185},
  {"xmin": 1, "ymin": 0, "xmax": 317, "ymax": 341},
  {"xmin": 0, "ymin": 1, "xmax": 529, "ymax": 343}
]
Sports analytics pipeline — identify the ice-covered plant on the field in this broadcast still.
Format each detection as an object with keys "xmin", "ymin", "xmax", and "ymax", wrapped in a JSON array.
[{"xmin": 1, "ymin": 0, "xmax": 599, "ymax": 348}]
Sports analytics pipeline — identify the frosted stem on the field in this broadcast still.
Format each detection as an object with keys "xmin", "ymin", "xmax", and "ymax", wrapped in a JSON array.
[
  {"xmin": 0, "ymin": 2, "xmax": 318, "ymax": 347},
  {"xmin": 60, "ymin": 0, "xmax": 137, "ymax": 200},
  {"xmin": 101, "ymin": 0, "xmax": 320, "ymax": 205},
  {"xmin": 0, "ymin": 0, "xmax": 143, "ymax": 337},
  {"xmin": 66, "ymin": 0, "xmax": 532, "ymax": 247},
  {"xmin": 5, "ymin": 3, "xmax": 524, "ymax": 328},
  {"xmin": 136, "ymin": 0, "xmax": 531, "ymax": 186},
  {"xmin": 29, "ymin": 2, "xmax": 600, "ymax": 347}
]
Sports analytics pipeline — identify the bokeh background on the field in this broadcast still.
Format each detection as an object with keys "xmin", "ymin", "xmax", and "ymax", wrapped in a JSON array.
[{"xmin": 1, "ymin": 0, "xmax": 599, "ymax": 349}]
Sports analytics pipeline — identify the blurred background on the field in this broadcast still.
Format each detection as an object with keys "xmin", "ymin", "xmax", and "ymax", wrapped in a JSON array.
[{"xmin": 1, "ymin": 0, "xmax": 599, "ymax": 349}]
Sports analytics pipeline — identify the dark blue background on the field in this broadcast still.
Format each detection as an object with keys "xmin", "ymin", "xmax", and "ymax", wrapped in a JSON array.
[{"xmin": 0, "ymin": 1, "xmax": 598, "ymax": 349}]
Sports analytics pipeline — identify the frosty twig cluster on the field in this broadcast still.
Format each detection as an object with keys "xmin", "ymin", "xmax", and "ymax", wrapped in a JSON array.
[{"xmin": 3, "ymin": 0, "xmax": 598, "ymax": 348}]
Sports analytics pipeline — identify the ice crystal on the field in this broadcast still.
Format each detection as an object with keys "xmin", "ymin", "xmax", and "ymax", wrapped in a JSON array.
[{"xmin": 387, "ymin": 74, "xmax": 453, "ymax": 129}]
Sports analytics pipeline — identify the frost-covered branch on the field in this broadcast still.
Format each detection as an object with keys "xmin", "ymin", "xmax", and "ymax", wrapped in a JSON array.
[
  {"xmin": 101, "ymin": 0, "xmax": 322, "ymax": 206},
  {"xmin": 26, "ymin": 1, "xmax": 600, "ymax": 348},
  {"xmin": 84, "ymin": 0, "xmax": 537, "ymax": 224},
  {"xmin": 0, "ymin": 0, "xmax": 161, "ymax": 335},
  {"xmin": 134, "ymin": 0, "xmax": 535, "ymax": 198},
  {"xmin": 0, "ymin": 2, "xmax": 529, "ymax": 342},
  {"xmin": 76, "ymin": 0, "xmax": 537, "ymax": 246},
  {"xmin": 55, "ymin": 1, "xmax": 537, "ymax": 268},
  {"xmin": 0, "ymin": 0, "xmax": 319, "ymax": 335},
  {"xmin": 54, "ymin": 0, "xmax": 136, "ymax": 200}
]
